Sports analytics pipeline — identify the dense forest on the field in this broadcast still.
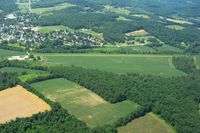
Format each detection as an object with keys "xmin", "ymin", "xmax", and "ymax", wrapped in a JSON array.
[
  {"xmin": 0, "ymin": 0, "xmax": 18, "ymax": 12},
  {"xmin": 0, "ymin": 72, "xmax": 18, "ymax": 90},
  {"xmin": 172, "ymin": 56, "xmax": 197, "ymax": 74},
  {"xmin": 49, "ymin": 66, "xmax": 200, "ymax": 133}
]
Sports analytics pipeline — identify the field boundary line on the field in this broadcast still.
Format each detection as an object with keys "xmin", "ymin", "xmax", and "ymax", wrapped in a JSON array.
[{"xmin": 168, "ymin": 57, "xmax": 175, "ymax": 69}]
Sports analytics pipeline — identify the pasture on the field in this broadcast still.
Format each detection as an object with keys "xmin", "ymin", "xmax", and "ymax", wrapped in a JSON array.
[
  {"xmin": 37, "ymin": 54, "xmax": 186, "ymax": 77},
  {"xmin": 0, "ymin": 85, "xmax": 51, "ymax": 124},
  {"xmin": 118, "ymin": 113, "xmax": 175, "ymax": 133},
  {"xmin": 32, "ymin": 2, "xmax": 75, "ymax": 14},
  {"xmin": 0, "ymin": 49, "xmax": 24, "ymax": 58},
  {"xmin": 31, "ymin": 78, "xmax": 139, "ymax": 128}
]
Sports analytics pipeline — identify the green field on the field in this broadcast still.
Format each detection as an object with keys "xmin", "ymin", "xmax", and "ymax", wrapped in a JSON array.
[
  {"xmin": 38, "ymin": 54, "xmax": 186, "ymax": 77},
  {"xmin": 0, "ymin": 67, "xmax": 44, "ymax": 74},
  {"xmin": 118, "ymin": 113, "xmax": 175, "ymax": 133},
  {"xmin": 35, "ymin": 26, "xmax": 73, "ymax": 33},
  {"xmin": 32, "ymin": 2, "xmax": 75, "ymax": 14},
  {"xmin": 31, "ymin": 78, "xmax": 139, "ymax": 128},
  {"xmin": 166, "ymin": 25, "xmax": 185, "ymax": 30},
  {"xmin": 195, "ymin": 55, "xmax": 200, "ymax": 69},
  {"xmin": 0, "ymin": 49, "xmax": 24, "ymax": 58},
  {"xmin": 91, "ymin": 46, "xmax": 156, "ymax": 53}
]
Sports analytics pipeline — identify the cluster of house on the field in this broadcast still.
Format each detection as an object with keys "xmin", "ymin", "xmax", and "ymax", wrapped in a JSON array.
[{"xmin": 0, "ymin": 13, "xmax": 103, "ymax": 48}]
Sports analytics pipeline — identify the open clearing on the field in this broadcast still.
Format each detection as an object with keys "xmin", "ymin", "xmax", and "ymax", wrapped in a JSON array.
[
  {"xmin": 166, "ymin": 18, "xmax": 193, "ymax": 25},
  {"xmin": 118, "ymin": 112, "xmax": 175, "ymax": 133},
  {"xmin": 126, "ymin": 29, "xmax": 149, "ymax": 37},
  {"xmin": 0, "ymin": 85, "xmax": 51, "ymax": 124},
  {"xmin": 31, "ymin": 78, "xmax": 139, "ymax": 128},
  {"xmin": 132, "ymin": 14, "xmax": 150, "ymax": 19},
  {"xmin": 33, "ymin": 26, "xmax": 73, "ymax": 33},
  {"xmin": 103, "ymin": 5, "xmax": 131, "ymax": 15},
  {"xmin": 166, "ymin": 25, "xmax": 185, "ymax": 30},
  {"xmin": 32, "ymin": 2, "xmax": 75, "ymax": 14},
  {"xmin": 37, "ymin": 54, "xmax": 186, "ymax": 77},
  {"xmin": 0, "ymin": 49, "xmax": 24, "ymax": 58}
]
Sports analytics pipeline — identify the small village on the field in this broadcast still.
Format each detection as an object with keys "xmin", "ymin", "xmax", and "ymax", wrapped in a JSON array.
[{"xmin": 0, "ymin": 13, "xmax": 103, "ymax": 50}]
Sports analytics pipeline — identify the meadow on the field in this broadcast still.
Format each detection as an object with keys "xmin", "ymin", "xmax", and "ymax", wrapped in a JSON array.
[
  {"xmin": 31, "ymin": 78, "xmax": 139, "ymax": 128},
  {"xmin": 166, "ymin": 25, "xmax": 185, "ymax": 30},
  {"xmin": 32, "ymin": 2, "xmax": 75, "ymax": 14},
  {"xmin": 0, "ymin": 85, "xmax": 50, "ymax": 124},
  {"xmin": 0, "ymin": 49, "xmax": 24, "ymax": 58},
  {"xmin": 38, "ymin": 54, "xmax": 186, "ymax": 77},
  {"xmin": 118, "ymin": 113, "xmax": 175, "ymax": 133}
]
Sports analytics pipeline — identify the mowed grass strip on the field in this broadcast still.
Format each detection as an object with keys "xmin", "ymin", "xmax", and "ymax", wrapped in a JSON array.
[
  {"xmin": 0, "ymin": 85, "xmax": 51, "ymax": 124},
  {"xmin": 118, "ymin": 112, "xmax": 175, "ymax": 133},
  {"xmin": 31, "ymin": 78, "xmax": 139, "ymax": 128},
  {"xmin": 0, "ymin": 49, "xmax": 24, "ymax": 58},
  {"xmin": 37, "ymin": 54, "xmax": 186, "ymax": 77}
]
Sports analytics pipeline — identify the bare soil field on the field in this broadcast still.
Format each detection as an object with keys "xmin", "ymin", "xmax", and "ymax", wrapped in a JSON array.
[{"xmin": 0, "ymin": 85, "xmax": 51, "ymax": 124}]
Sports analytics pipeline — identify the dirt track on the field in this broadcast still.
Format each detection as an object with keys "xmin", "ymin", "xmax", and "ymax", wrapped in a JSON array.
[{"xmin": 0, "ymin": 85, "xmax": 51, "ymax": 124}]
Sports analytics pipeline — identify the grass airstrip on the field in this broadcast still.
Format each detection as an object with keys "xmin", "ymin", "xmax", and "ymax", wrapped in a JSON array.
[
  {"xmin": 31, "ymin": 78, "xmax": 139, "ymax": 128},
  {"xmin": 118, "ymin": 112, "xmax": 175, "ymax": 133},
  {"xmin": 0, "ymin": 85, "xmax": 51, "ymax": 124},
  {"xmin": 38, "ymin": 54, "xmax": 186, "ymax": 77}
]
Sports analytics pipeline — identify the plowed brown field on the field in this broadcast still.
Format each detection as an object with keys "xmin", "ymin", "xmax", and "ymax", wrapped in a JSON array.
[{"xmin": 0, "ymin": 85, "xmax": 51, "ymax": 124}]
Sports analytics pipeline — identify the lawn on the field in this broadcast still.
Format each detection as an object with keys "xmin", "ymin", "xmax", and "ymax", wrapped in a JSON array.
[
  {"xmin": 32, "ymin": 2, "xmax": 75, "ymax": 14},
  {"xmin": 0, "ymin": 49, "xmax": 24, "ymax": 58},
  {"xmin": 118, "ymin": 112, "xmax": 175, "ymax": 133},
  {"xmin": 37, "ymin": 54, "xmax": 186, "ymax": 77},
  {"xmin": 31, "ymin": 78, "xmax": 139, "ymax": 128}
]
